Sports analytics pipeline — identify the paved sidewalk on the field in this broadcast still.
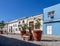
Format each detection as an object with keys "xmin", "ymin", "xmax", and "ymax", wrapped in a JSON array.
[{"xmin": 0, "ymin": 34, "xmax": 60, "ymax": 46}]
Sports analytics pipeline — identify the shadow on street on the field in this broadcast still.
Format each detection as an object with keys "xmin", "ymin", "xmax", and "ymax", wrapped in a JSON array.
[{"xmin": 0, "ymin": 35, "xmax": 41, "ymax": 46}]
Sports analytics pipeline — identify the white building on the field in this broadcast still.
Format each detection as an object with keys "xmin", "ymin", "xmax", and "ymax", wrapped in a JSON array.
[
  {"xmin": 5, "ymin": 14, "xmax": 43, "ymax": 34},
  {"xmin": 27, "ymin": 14, "xmax": 43, "ymax": 31},
  {"xmin": 7, "ymin": 19, "xmax": 20, "ymax": 34}
]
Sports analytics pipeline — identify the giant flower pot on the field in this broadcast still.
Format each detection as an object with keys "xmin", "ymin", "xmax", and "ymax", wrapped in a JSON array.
[
  {"xmin": 28, "ymin": 33, "xmax": 33, "ymax": 40},
  {"xmin": 20, "ymin": 30, "xmax": 26, "ymax": 36},
  {"xmin": 32, "ymin": 30, "xmax": 42, "ymax": 41}
]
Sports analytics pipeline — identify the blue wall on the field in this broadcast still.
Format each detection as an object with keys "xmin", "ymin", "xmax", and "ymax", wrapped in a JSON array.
[
  {"xmin": 43, "ymin": 4, "xmax": 60, "ymax": 21},
  {"xmin": 43, "ymin": 4, "xmax": 60, "ymax": 36},
  {"xmin": 43, "ymin": 22, "xmax": 60, "ymax": 35},
  {"xmin": 52, "ymin": 22, "xmax": 60, "ymax": 35}
]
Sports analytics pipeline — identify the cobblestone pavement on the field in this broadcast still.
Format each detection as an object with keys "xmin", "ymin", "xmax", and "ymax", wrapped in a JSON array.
[{"xmin": 0, "ymin": 34, "xmax": 60, "ymax": 46}]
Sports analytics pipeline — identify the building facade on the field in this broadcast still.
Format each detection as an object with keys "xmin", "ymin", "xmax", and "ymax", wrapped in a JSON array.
[
  {"xmin": 8, "ymin": 19, "xmax": 20, "ymax": 34},
  {"xmin": 27, "ymin": 14, "xmax": 43, "ymax": 31},
  {"xmin": 3, "ymin": 23, "xmax": 8, "ymax": 33},
  {"xmin": 6, "ymin": 14, "xmax": 43, "ymax": 34},
  {"xmin": 43, "ymin": 4, "xmax": 60, "ymax": 36}
]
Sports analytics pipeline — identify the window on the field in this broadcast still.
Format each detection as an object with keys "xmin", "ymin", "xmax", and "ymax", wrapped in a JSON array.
[
  {"xmin": 19, "ymin": 21, "xmax": 20, "ymax": 24},
  {"xmin": 13, "ymin": 24, "xmax": 17, "ymax": 27},
  {"xmin": 19, "ymin": 28, "xmax": 21, "ymax": 31},
  {"xmin": 47, "ymin": 25, "xmax": 52, "ymax": 35},
  {"xmin": 48, "ymin": 11, "xmax": 55, "ymax": 18},
  {"xmin": 9, "ymin": 26, "xmax": 12, "ymax": 32},
  {"xmin": 16, "ymin": 28, "xmax": 17, "ymax": 31},
  {"xmin": 22, "ymin": 20, "xmax": 24, "ymax": 23}
]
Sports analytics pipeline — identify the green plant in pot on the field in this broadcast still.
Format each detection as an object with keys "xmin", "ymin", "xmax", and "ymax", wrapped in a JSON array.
[
  {"xmin": 18, "ymin": 23, "xmax": 29, "ymax": 36},
  {"xmin": 35, "ymin": 19, "xmax": 41, "ymax": 29},
  {"xmin": 32, "ymin": 18, "xmax": 42, "ymax": 41}
]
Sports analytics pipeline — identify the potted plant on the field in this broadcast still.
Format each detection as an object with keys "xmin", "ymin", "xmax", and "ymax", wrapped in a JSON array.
[
  {"xmin": 32, "ymin": 19, "xmax": 42, "ymax": 41},
  {"xmin": 18, "ymin": 23, "xmax": 29, "ymax": 36}
]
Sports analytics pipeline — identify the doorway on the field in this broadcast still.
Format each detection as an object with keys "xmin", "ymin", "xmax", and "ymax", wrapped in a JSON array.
[
  {"xmin": 47, "ymin": 25, "xmax": 52, "ymax": 35},
  {"xmin": 29, "ymin": 21, "xmax": 34, "ymax": 30}
]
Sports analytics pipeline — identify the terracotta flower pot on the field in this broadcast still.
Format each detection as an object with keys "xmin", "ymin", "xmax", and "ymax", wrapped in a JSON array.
[
  {"xmin": 20, "ymin": 30, "xmax": 26, "ymax": 36},
  {"xmin": 32, "ymin": 30, "xmax": 42, "ymax": 41},
  {"xmin": 28, "ymin": 34, "xmax": 32, "ymax": 40}
]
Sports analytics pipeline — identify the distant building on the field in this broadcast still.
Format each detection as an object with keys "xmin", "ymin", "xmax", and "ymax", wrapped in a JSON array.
[
  {"xmin": 7, "ymin": 19, "xmax": 19, "ymax": 34},
  {"xmin": 3, "ymin": 23, "xmax": 8, "ymax": 33},
  {"xmin": 5, "ymin": 14, "xmax": 43, "ymax": 34},
  {"xmin": 43, "ymin": 4, "xmax": 60, "ymax": 36}
]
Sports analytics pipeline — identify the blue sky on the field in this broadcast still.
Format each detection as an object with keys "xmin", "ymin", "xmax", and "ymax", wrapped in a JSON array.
[{"xmin": 0, "ymin": 0, "xmax": 60, "ymax": 22}]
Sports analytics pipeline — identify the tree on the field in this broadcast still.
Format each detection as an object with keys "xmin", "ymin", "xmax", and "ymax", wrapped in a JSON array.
[
  {"xmin": 18, "ymin": 23, "xmax": 29, "ymax": 31},
  {"xmin": 0, "ymin": 21, "xmax": 5, "ymax": 31}
]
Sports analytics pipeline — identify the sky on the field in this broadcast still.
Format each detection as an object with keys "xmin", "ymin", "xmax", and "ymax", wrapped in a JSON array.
[{"xmin": 0, "ymin": 0, "xmax": 60, "ymax": 22}]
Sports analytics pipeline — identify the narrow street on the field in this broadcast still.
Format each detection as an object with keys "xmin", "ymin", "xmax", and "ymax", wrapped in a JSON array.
[
  {"xmin": 0, "ymin": 34, "xmax": 60, "ymax": 46},
  {"xmin": 0, "ymin": 34, "xmax": 40, "ymax": 46}
]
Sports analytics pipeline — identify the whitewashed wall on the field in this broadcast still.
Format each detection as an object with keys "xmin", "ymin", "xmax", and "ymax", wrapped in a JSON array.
[
  {"xmin": 8, "ymin": 21, "xmax": 20, "ymax": 34},
  {"xmin": 27, "ymin": 14, "xmax": 43, "ymax": 31},
  {"xmin": 7, "ymin": 14, "xmax": 43, "ymax": 34}
]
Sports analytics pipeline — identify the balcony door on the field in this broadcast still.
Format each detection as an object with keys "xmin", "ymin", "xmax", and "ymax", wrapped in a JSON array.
[{"xmin": 47, "ymin": 25, "xmax": 52, "ymax": 35}]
